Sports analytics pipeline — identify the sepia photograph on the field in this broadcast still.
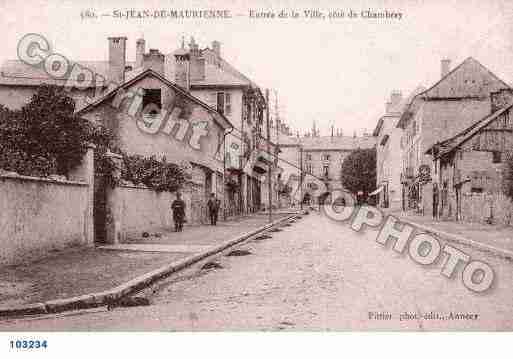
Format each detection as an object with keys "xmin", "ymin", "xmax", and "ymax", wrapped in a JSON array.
[{"xmin": 0, "ymin": 0, "xmax": 512, "ymax": 356}]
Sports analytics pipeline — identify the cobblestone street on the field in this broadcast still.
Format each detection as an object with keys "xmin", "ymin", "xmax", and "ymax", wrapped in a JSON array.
[{"xmin": 1, "ymin": 211, "xmax": 512, "ymax": 331}]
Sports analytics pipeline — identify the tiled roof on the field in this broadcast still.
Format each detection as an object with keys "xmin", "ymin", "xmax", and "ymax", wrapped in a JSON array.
[
  {"xmin": 299, "ymin": 136, "xmax": 376, "ymax": 151},
  {"xmin": 427, "ymin": 104, "xmax": 513, "ymax": 158},
  {"xmin": 76, "ymin": 68, "xmax": 233, "ymax": 130},
  {"xmin": 191, "ymin": 61, "xmax": 250, "ymax": 87},
  {"xmin": 422, "ymin": 57, "xmax": 510, "ymax": 99},
  {"xmin": 0, "ymin": 59, "xmax": 135, "ymax": 87}
]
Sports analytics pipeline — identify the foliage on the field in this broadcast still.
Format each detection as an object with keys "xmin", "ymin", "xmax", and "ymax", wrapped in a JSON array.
[
  {"xmin": 86, "ymin": 122, "xmax": 119, "ymax": 187},
  {"xmin": 340, "ymin": 148, "xmax": 377, "ymax": 198},
  {"xmin": 121, "ymin": 154, "xmax": 190, "ymax": 192},
  {"xmin": 0, "ymin": 85, "xmax": 90, "ymax": 176}
]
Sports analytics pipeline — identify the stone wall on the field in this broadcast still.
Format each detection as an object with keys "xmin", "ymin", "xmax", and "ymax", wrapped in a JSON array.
[
  {"xmin": 0, "ymin": 147, "xmax": 94, "ymax": 265},
  {"xmin": 106, "ymin": 181, "xmax": 209, "ymax": 243}
]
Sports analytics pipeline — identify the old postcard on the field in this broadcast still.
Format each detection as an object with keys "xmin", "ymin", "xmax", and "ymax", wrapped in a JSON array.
[{"xmin": 0, "ymin": 0, "xmax": 512, "ymax": 356}]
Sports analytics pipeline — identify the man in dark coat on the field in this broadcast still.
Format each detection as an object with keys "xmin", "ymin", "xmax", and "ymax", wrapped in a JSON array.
[
  {"xmin": 171, "ymin": 192, "xmax": 186, "ymax": 232},
  {"xmin": 207, "ymin": 193, "xmax": 220, "ymax": 225}
]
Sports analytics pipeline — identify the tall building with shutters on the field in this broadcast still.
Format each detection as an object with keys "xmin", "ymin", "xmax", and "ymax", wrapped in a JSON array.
[{"xmin": 168, "ymin": 37, "xmax": 269, "ymax": 215}]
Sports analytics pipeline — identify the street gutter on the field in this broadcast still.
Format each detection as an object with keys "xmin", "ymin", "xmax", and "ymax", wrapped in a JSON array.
[
  {"xmin": 400, "ymin": 218, "xmax": 513, "ymax": 261},
  {"xmin": 0, "ymin": 212, "xmax": 303, "ymax": 319}
]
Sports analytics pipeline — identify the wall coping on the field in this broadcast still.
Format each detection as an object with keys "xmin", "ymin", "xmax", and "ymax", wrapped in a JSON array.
[
  {"xmin": 117, "ymin": 183, "xmax": 151, "ymax": 190},
  {"xmin": 0, "ymin": 173, "xmax": 88, "ymax": 187},
  {"xmin": 117, "ymin": 180, "xmax": 202, "ymax": 190}
]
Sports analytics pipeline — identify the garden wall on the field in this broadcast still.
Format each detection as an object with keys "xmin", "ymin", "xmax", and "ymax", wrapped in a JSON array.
[
  {"xmin": 0, "ymin": 147, "xmax": 94, "ymax": 265},
  {"xmin": 105, "ymin": 181, "xmax": 208, "ymax": 243}
]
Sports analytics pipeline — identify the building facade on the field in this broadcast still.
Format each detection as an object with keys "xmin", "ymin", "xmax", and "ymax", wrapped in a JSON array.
[
  {"xmin": 426, "ymin": 89, "xmax": 513, "ymax": 223},
  {"xmin": 168, "ymin": 38, "xmax": 269, "ymax": 215},
  {"xmin": 373, "ymin": 91, "xmax": 404, "ymax": 210},
  {"xmin": 396, "ymin": 57, "xmax": 510, "ymax": 216}
]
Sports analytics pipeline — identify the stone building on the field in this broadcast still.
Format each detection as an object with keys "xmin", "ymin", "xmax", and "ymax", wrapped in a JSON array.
[
  {"xmin": 167, "ymin": 38, "xmax": 269, "ymax": 215},
  {"xmin": 396, "ymin": 57, "xmax": 510, "ymax": 216},
  {"xmin": 425, "ymin": 89, "xmax": 513, "ymax": 223},
  {"xmin": 300, "ymin": 133, "xmax": 376, "ymax": 204},
  {"xmin": 373, "ymin": 91, "xmax": 404, "ymax": 210},
  {"xmin": 0, "ymin": 36, "xmax": 235, "ymax": 233}
]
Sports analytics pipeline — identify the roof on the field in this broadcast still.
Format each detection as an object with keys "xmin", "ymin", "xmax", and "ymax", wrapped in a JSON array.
[
  {"xmin": 299, "ymin": 136, "xmax": 376, "ymax": 151},
  {"xmin": 422, "ymin": 57, "xmax": 510, "ymax": 99},
  {"xmin": 395, "ymin": 86, "xmax": 427, "ymax": 128},
  {"xmin": 191, "ymin": 61, "xmax": 250, "ymax": 87},
  {"xmin": 200, "ymin": 47, "xmax": 257, "ymax": 87},
  {"xmin": 397, "ymin": 57, "xmax": 510, "ymax": 129},
  {"xmin": 185, "ymin": 47, "xmax": 264, "ymax": 104},
  {"xmin": 426, "ymin": 104, "xmax": 513, "ymax": 158},
  {"xmin": 374, "ymin": 88, "xmax": 424, "ymax": 135},
  {"xmin": 0, "ymin": 59, "xmax": 133, "ymax": 87},
  {"xmin": 76, "ymin": 68, "xmax": 233, "ymax": 130}
]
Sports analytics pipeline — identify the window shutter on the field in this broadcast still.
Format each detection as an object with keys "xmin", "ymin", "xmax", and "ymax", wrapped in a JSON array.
[
  {"xmin": 225, "ymin": 93, "xmax": 232, "ymax": 115},
  {"xmin": 216, "ymin": 92, "xmax": 225, "ymax": 115}
]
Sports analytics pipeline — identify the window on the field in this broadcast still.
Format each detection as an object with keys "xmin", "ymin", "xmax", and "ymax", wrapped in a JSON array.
[
  {"xmin": 306, "ymin": 164, "xmax": 313, "ymax": 174},
  {"xmin": 306, "ymin": 154, "xmax": 312, "ymax": 161},
  {"xmin": 492, "ymin": 151, "xmax": 502, "ymax": 163},
  {"xmin": 322, "ymin": 154, "xmax": 331, "ymax": 161},
  {"xmin": 216, "ymin": 92, "xmax": 232, "ymax": 116},
  {"xmin": 142, "ymin": 89, "xmax": 162, "ymax": 110},
  {"xmin": 323, "ymin": 165, "xmax": 329, "ymax": 177},
  {"xmin": 471, "ymin": 187, "xmax": 483, "ymax": 194}
]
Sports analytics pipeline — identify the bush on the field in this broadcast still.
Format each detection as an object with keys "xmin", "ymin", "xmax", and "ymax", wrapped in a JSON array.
[
  {"xmin": 121, "ymin": 154, "xmax": 190, "ymax": 192},
  {"xmin": 0, "ymin": 85, "xmax": 90, "ymax": 176}
]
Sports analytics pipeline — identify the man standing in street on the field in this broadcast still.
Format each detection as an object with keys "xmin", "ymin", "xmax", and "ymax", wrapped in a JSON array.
[
  {"xmin": 171, "ymin": 192, "xmax": 186, "ymax": 232},
  {"xmin": 207, "ymin": 193, "xmax": 220, "ymax": 225}
]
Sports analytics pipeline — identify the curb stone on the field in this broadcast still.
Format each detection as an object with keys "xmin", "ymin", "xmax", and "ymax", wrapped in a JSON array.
[
  {"xmin": 401, "ymin": 218, "xmax": 513, "ymax": 261},
  {"xmin": 0, "ymin": 212, "xmax": 302, "ymax": 319}
]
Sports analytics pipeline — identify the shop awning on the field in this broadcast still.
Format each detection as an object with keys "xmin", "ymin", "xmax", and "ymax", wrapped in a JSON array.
[{"xmin": 369, "ymin": 186, "xmax": 384, "ymax": 196}]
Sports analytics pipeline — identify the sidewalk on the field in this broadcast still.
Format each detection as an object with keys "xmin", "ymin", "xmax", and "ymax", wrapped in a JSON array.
[
  {"xmin": 389, "ymin": 210, "xmax": 513, "ymax": 257},
  {"xmin": 0, "ymin": 213, "xmax": 290, "ymax": 310}
]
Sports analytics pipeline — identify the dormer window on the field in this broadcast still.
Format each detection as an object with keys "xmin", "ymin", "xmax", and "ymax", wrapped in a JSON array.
[{"xmin": 143, "ymin": 88, "xmax": 162, "ymax": 110}]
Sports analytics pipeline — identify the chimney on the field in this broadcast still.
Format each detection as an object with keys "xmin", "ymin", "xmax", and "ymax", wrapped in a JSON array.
[
  {"xmin": 441, "ymin": 59, "xmax": 451, "ymax": 78},
  {"xmin": 143, "ymin": 49, "xmax": 165, "ymax": 76},
  {"xmin": 186, "ymin": 37, "xmax": 205, "ymax": 82},
  {"xmin": 391, "ymin": 91, "xmax": 402, "ymax": 106},
  {"xmin": 173, "ymin": 42, "xmax": 191, "ymax": 90},
  {"xmin": 136, "ymin": 38, "xmax": 145, "ymax": 68},
  {"xmin": 385, "ymin": 101, "xmax": 392, "ymax": 114},
  {"xmin": 212, "ymin": 40, "xmax": 221, "ymax": 58},
  {"xmin": 108, "ymin": 36, "xmax": 127, "ymax": 84},
  {"xmin": 386, "ymin": 90, "xmax": 403, "ymax": 114}
]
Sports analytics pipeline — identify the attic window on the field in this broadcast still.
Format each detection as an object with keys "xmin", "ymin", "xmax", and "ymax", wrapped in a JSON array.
[
  {"xmin": 143, "ymin": 89, "xmax": 162, "ymax": 110},
  {"xmin": 492, "ymin": 151, "xmax": 502, "ymax": 163}
]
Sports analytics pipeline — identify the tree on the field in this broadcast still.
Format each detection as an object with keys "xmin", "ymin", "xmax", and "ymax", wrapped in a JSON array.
[
  {"xmin": 21, "ymin": 84, "xmax": 88, "ymax": 175},
  {"xmin": 0, "ymin": 85, "xmax": 94, "ymax": 176},
  {"xmin": 340, "ymin": 148, "xmax": 377, "ymax": 199}
]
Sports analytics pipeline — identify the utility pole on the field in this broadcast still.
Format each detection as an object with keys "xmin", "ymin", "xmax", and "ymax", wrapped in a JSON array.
[
  {"xmin": 274, "ymin": 89, "xmax": 280, "ymax": 209},
  {"xmin": 266, "ymin": 89, "xmax": 272, "ymax": 223},
  {"xmin": 300, "ymin": 145, "xmax": 303, "ymax": 211}
]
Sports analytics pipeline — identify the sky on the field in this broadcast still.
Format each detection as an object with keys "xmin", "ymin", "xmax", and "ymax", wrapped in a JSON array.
[{"xmin": 1, "ymin": 0, "xmax": 513, "ymax": 136}]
